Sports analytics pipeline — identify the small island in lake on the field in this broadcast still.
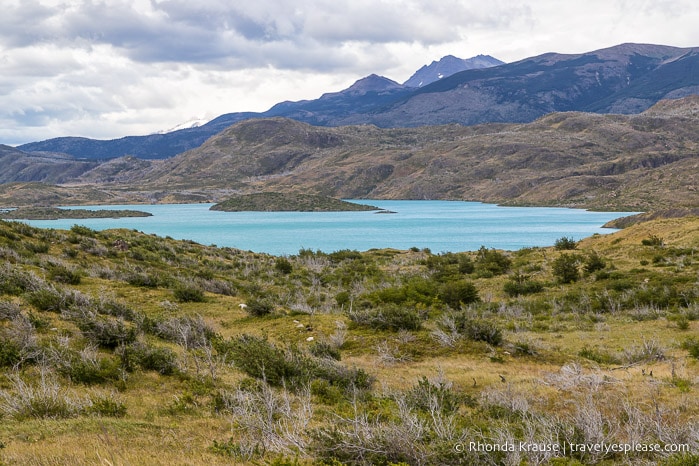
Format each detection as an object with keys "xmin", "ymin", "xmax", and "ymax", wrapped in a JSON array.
[
  {"xmin": 210, "ymin": 192, "xmax": 381, "ymax": 212},
  {"xmin": 0, "ymin": 206, "xmax": 153, "ymax": 220}
]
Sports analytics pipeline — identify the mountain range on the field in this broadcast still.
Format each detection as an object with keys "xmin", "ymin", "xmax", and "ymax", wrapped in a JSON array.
[
  {"xmin": 2, "ymin": 94, "xmax": 698, "ymax": 212},
  {"xmin": 17, "ymin": 54, "xmax": 503, "ymax": 161},
  {"xmin": 17, "ymin": 43, "xmax": 699, "ymax": 162},
  {"xmin": 3, "ymin": 43, "xmax": 699, "ymax": 213}
]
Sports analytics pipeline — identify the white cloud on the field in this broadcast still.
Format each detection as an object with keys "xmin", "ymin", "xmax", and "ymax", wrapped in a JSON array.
[{"xmin": 1, "ymin": 0, "xmax": 698, "ymax": 145}]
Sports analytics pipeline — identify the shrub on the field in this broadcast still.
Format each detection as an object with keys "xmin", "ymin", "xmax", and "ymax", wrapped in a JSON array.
[
  {"xmin": 0, "ymin": 338, "xmax": 21, "ymax": 368},
  {"xmin": 25, "ymin": 287, "xmax": 67, "ymax": 312},
  {"xmin": 335, "ymin": 291, "xmax": 351, "ymax": 307},
  {"xmin": 328, "ymin": 249, "xmax": 363, "ymax": 263},
  {"xmin": 0, "ymin": 371, "xmax": 87, "ymax": 420},
  {"xmin": 0, "ymin": 301, "xmax": 21, "ymax": 320},
  {"xmin": 152, "ymin": 315, "xmax": 215, "ymax": 349},
  {"xmin": 118, "ymin": 342, "xmax": 179, "ymax": 375},
  {"xmin": 123, "ymin": 269, "xmax": 163, "ymax": 288},
  {"xmin": 0, "ymin": 265, "xmax": 41, "ymax": 296},
  {"xmin": 583, "ymin": 252, "xmax": 606, "ymax": 274},
  {"xmin": 348, "ymin": 304, "xmax": 423, "ymax": 331},
  {"xmin": 503, "ymin": 273, "xmax": 544, "ymax": 297},
  {"xmin": 681, "ymin": 338, "xmax": 699, "ymax": 359},
  {"xmin": 222, "ymin": 335, "xmax": 304, "ymax": 386},
  {"xmin": 364, "ymin": 278, "xmax": 438, "ymax": 307},
  {"xmin": 641, "ymin": 234, "xmax": 664, "ymax": 246},
  {"xmin": 59, "ymin": 352, "xmax": 122, "ymax": 385},
  {"xmin": 311, "ymin": 359, "xmax": 373, "ymax": 391},
  {"xmin": 475, "ymin": 246, "xmax": 511, "ymax": 277},
  {"xmin": 47, "ymin": 264, "xmax": 82, "ymax": 285},
  {"xmin": 310, "ymin": 378, "xmax": 344, "ymax": 405},
  {"xmin": 96, "ymin": 299, "xmax": 138, "ymax": 321},
  {"xmin": 439, "ymin": 280, "xmax": 479, "ymax": 308},
  {"xmin": 449, "ymin": 312, "xmax": 503, "ymax": 346},
  {"xmin": 578, "ymin": 346, "xmax": 620, "ymax": 365},
  {"xmin": 244, "ymin": 298, "xmax": 274, "ymax": 317},
  {"xmin": 462, "ymin": 319, "xmax": 503, "ymax": 346},
  {"xmin": 24, "ymin": 241, "xmax": 50, "ymax": 255},
  {"xmin": 75, "ymin": 315, "xmax": 137, "ymax": 349},
  {"xmin": 406, "ymin": 376, "xmax": 466, "ymax": 414},
  {"xmin": 70, "ymin": 224, "xmax": 96, "ymax": 237},
  {"xmin": 62, "ymin": 247, "xmax": 79, "ymax": 259},
  {"xmin": 220, "ymin": 335, "xmax": 372, "ymax": 390},
  {"xmin": 309, "ymin": 341, "xmax": 341, "ymax": 361},
  {"xmin": 87, "ymin": 394, "xmax": 127, "ymax": 417},
  {"xmin": 274, "ymin": 257, "xmax": 293, "ymax": 274},
  {"xmin": 458, "ymin": 255, "xmax": 475, "ymax": 274},
  {"xmin": 554, "ymin": 236, "xmax": 578, "ymax": 250},
  {"xmin": 552, "ymin": 253, "xmax": 580, "ymax": 283},
  {"xmin": 173, "ymin": 283, "xmax": 206, "ymax": 303}
]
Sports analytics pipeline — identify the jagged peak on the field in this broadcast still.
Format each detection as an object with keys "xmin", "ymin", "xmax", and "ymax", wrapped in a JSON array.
[{"xmin": 403, "ymin": 54, "xmax": 504, "ymax": 87}]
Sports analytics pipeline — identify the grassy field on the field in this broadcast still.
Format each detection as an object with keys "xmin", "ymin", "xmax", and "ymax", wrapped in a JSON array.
[{"xmin": 0, "ymin": 217, "xmax": 698, "ymax": 465}]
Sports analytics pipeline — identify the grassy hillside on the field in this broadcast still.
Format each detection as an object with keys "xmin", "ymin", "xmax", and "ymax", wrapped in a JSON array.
[{"xmin": 0, "ymin": 217, "xmax": 698, "ymax": 464}]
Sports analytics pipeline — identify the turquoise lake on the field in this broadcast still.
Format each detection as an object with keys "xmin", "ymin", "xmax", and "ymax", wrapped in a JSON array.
[{"xmin": 20, "ymin": 201, "xmax": 637, "ymax": 256}]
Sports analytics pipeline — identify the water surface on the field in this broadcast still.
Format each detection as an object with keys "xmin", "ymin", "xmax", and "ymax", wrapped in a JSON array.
[{"xmin": 21, "ymin": 201, "xmax": 637, "ymax": 255}]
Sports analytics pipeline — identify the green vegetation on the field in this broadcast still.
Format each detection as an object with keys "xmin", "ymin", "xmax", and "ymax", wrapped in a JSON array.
[
  {"xmin": 0, "ymin": 217, "xmax": 698, "ymax": 465},
  {"xmin": 0, "ymin": 206, "xmax": 152, "ymax": 220},
  {"xmin": 210, "ymin": 192, "xmax": 380, "ymax": 212}
]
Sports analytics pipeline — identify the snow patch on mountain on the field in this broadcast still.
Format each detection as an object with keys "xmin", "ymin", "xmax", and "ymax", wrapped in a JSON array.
[
  {"xmin": 403, "ymin": 54, "xmax": 505, "ymax": 88},
  {"xmin": 156, "ymin": 118, "xmax": 209, "ymax": 134}
]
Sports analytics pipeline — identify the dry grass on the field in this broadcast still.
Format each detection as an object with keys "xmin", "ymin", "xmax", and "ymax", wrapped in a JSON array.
[{"xmin": 1, "ymin": 217, "xmax": 698, "ymax": 464}]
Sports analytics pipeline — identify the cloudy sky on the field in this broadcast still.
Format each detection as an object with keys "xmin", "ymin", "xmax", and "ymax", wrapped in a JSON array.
[{"xmin": 2, "ymin": 0, "xmax": 698, "ymax": 146}]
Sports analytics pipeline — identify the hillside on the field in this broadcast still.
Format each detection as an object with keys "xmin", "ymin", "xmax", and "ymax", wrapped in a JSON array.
[
  {"xmin": 0, "ymin": 213, "xmax": 698, "ymax": 464},
  {"xmin": 60, "ymin": 96, "xmax": 698, "ymax": 212},
  {"xmin": 0, "ymin": 145, "xmax": 98, "ymax": 184}
]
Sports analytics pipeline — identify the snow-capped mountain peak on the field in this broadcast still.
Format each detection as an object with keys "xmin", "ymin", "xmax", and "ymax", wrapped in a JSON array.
[{"xmin": 403, "ymin": 54, "xmax": 505, "ymax": 88}]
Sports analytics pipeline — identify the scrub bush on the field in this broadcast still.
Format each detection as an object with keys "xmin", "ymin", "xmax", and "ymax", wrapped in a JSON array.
[
  {"xmin": 554, "ymin": 236, "xmax": 578, "ymax": 250},
  {"xmin": 449, "ymin": 311, "xmax": 503, "ymax": 346},
  {"xmin": 475, "ymin": 246, "xmax": 511, "ymax": 277},
  {"xmin": 173, "ymin": 283, "xmax": 205, "ymax": 303},
  {"xmin": 47, "ymin": 263, "xmax": 82, "ymax": 285},
  {"xmin": 244, "ymin": 298, "xmax": 274, "ymax": 317},
  {"xmin": 439, "ymin": 280, "xmax": 479, "ymax": 308},
  {"xmin": 153, "ymin": 315, "xmax": 215, "ymax": 349},
  {"xmin": 221, "ymin": 335, "xmax": 372, "ymax": 390},
  {"xmin": 348, "ymin": 304, "xmax": 423, "ymax": 331},
  {"xmin": 75, "ymin": 315, "xmax": 137, "ymax": 349},
  {"xmin": 87, "ymin": 394, "xmax": 127, "ymax": 418},
  {"xmin": 583, "ymin": 251, "xmax": 607, "ymax": 274},
  {"xmin": 503, "ymin": 273, "xmax": 544, "ymax": 296},
  {"xmin": 552, "ymin": 254, "xmax": 581, "ymax": 283},
  {"xmin": 118, "ymin": 342, "xmax": 179, "ymax": 375},
  {"xmin": 274, "ymin": 257, "xmax": 293, "ymax": 274}
]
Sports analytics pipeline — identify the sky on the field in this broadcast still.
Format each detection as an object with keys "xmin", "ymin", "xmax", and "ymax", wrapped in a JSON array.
[{"xmin": 2, "ymin": 0, "xmax": 699, "ymax": 146}]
